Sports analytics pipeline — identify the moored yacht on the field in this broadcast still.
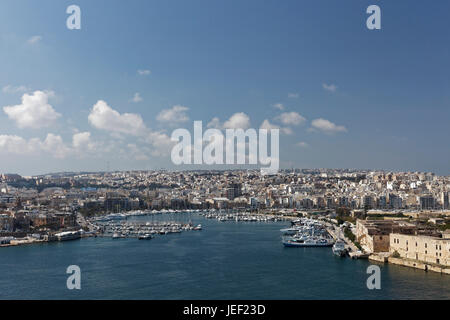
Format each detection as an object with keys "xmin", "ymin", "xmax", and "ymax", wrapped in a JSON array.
[
  {"xmin": 282, "ymin": 236, "xmax": 334, "ymax": 247},
  {"xmin": 138, "ymin": 234, "xmax": 153, "ymax": 240},
  {"xmin": 332, "ymin": 240, "xmax": 348, "ymax": 257}
]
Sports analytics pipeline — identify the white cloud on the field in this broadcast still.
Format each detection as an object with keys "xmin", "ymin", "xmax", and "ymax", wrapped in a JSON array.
[
  {"xmin": 296, "ymin": 141, "xmax": 309, "ymax": 148},
  {"xmin": 27, "ymin": 35, "xmax": 42, "ymax": 44},
  {"xmin": 72, "ymin": 131, "xmax": 96, "ymax": 152},
  {"xmin": 2, "ymin": 85, "xmax": 29, "ymax": 94},
  {"xmin": 3, "ymin": 90, "xmax": 61, "ymax": 129},
  {"xmin": 0, "ymin": 133, "xmax": 70, "ymax": 158},
  {"xmin": 144, "ymin": 131, "xmax": 174, "ymax": 157},
  {"xmin": 127, "ymin": 143, "xmax": 150, "ymax": 161},
  {"xmin": 273, "ymin": 103, "xmax": 284, "ymax": 110},
  {"xmin": 138, "ymin": 69, "xmax": 151, "ymax": 76},
  {"xmin": 260, "ymin": 119, "xmax": 292, "ymax": 135},
  {"xmin": 223, "ymin": 112, "xmax": 251, "ymax": 129},
  {"xmin": 156, "ymin": 105, "xmax": 190, "ymax": 124},
  {"xmin": 323, "ymin": 83, "xmax": 337, "ymax": 93},
  {"xmin": 87, "ymin": 100, "xmax": 177, "ymax": 158},
  {"xmin": 288, "ymin": 93, "xmax": 299, "ymax": 98},
  {"xmin": 131, "ymin": 92, "xmax": 143, "ymax": 103},
  {"xmin": 88, "ymin": 100, "xmax": 147, "ymax": 136},
  {"xmin": 0, "ymin": 135, "xmax": 36, "ymax": 154},
  {"xmin": 260, "ymin": 119, "xmax": 279, "ymax": 131},
  {"xmin": 206, "ymin": 117, "xmax": 221, "ymax": 129},
  {"xmin": 275, "ymin": 112, "xmax": 306, "ymax": 126},
  {"xmin": 309, "ymin": 118, "xmax": 347, "ymax": 134},
  {"xmin": 206, "ymin": 113, "xmax": 251, "ymax": 130},
  {"xmin": 41, "ymin": 133, "xmax": 71, "ymax": 158}
]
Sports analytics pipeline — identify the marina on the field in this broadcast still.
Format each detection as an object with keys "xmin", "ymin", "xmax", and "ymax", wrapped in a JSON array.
[
  {"xmin": 97, "ymin": 220, "xmax": 202, "ymax": 239},
  {"xmin": 200, "ymin": 211, "xmax": 291, "ymax": 222},
  {"xmin": 281, "ymin": 218, "xmax": 335, "ymax": 248}
]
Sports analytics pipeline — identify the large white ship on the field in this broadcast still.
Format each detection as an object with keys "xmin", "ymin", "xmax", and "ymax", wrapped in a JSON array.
[{"xmin": 54, "ymin": 230, "xmax": 82, "ymax": 241}]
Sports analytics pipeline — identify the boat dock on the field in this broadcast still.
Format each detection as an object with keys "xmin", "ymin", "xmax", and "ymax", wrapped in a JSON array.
[
  {"xmin": 96, "ymin": 221, "xmax": 202, "ymax": 239},
  {"xmin": 201, "ymin": 212, "xmax": 290, "ymax": 222}
]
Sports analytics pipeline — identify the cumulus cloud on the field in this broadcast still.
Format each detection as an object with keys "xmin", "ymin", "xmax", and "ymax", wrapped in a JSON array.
[
  {"xmin": 144, "ymin": 131, "xmax": 174, "ymax": 157},
  {"xmin": 88, "ymin": 100, "xmax": 147, "ymax": 136},
  {"xmin": 127, "ymin": 143, "xmax": 150, "ymax": 161},
  {"xmin": 156, "ymin": 105, "xmax": 189, "ymax": 124},
  {"xmin": 3, "ymin": 90, "xmax": 61, "ymax": 129},
  {"xmin": 206, "ymin": 112, "xmax": 254, "ymax": 131},
  {"xmin": 260, "ymin": 119, "xmax": 278, "ymax": 131},
  {"xmin": 137, "ymin": 69, "xmax": 151, "ymax": 76},
  {"xmin": 206, "ymin": 117, "xmax": 221, "ymax": 129},
  {"xmin": 323, "ymin": 83, "xmax": 337, "ymax": 93},
  {"xmin": 0, "ymin": 135, "xmax": 36, "ymax": 154},
  {"xmin": 131, "ymin": 92, "xmax": 143, "ymax": 103},
  {"xmin": 41, "ymin": 133, "xmax": 71, "ymax": 158},
  {"xmin": 288, "ymin": 93, "xmax": 299, "ymax": 98},
  {"xmin": 88, "ymin": 100, "xmax": 174, "ymax": 158},
  {"xmin": 273, "ymin": 103, "xmax": 284, "ymax": 111},
  {"xmin": 309, "ymin": 118, "xmax": 347, "ymax": 134},
  {"xmin": 27, "ymin": 35, "xmax": 42, "ymax": 44},
  {"xmin": 0, "ymin": 133, "xmax": 70, "ymax": 158},
  {"xmin": 223, "ymin": 112, "xmax": 251, "ymax": 129},
  {"xmin": 260, "ymin": 119, "xmax": 292, "ymax": 135},
  {"xmin": 72, "ymin": 131, "xmax": 96, "ymax": 152},
  {"xmin": 275, "ymin": 112, "xmax": 306, "ymax": 126}
]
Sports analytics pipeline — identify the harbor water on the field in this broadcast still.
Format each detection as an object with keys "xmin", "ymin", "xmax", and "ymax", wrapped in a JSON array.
[{"xmin": 0, "ymin": 213, "xmax": 449, "ymax": 300}]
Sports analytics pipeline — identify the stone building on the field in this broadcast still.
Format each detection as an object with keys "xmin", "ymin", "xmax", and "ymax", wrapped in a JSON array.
[
  {"xmin": 356, "ymin": 219, "xmax": 416, "ymax": 253},
  {"xmin": 390, "ymin": 233, "xmax": 450, "ymax": 267}
]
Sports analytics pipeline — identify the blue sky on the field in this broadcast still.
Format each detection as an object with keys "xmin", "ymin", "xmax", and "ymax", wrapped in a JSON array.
[{"xmin": 0, "ymin": 0, "xmax": 449, "ymax": 175}]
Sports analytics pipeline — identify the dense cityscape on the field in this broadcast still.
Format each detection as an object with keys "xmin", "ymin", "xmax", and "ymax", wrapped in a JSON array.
[{"xmin": 0, "ymin": 169, "xmax": 449, "ymax": 274}]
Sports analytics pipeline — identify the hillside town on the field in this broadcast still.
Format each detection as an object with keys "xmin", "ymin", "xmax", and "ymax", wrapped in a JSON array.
[{"xmin": 0, "ymin": 169, "xmax": 449, "ymax": 273}]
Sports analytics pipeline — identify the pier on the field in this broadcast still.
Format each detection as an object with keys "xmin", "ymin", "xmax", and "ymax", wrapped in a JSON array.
[{"xmin": 96, "ymin": 220, "xmax": 202, "ymax": 238}]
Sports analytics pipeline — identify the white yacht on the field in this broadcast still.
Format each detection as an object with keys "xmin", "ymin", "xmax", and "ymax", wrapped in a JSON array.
[{"xmin": 332, "ymin": 240, "xmax": 348, "ymax": 257}]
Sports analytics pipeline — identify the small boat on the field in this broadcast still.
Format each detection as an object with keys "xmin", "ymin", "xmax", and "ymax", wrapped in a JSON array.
[
  {"xmin": 112, "ymin": 233, "xmax": 125, "ymax": 239},
  {"xmin": 280, "ymin": 227, "xmax": 303, "ymax": 235},
  {"xmin": 193, "ymin": 224, "xmax": 202, "ymax": 230},
  {"xmin": 332, "ymin": 240, "xmax": 347, "ymax": 257},
  {"xmin": 138, "ymin": 234, "xmax": 153, "ymax": 240}
]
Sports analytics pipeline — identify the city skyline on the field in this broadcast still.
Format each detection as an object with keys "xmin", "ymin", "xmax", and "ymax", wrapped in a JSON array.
[{"xmin": 1, "ymin": 0, "xmax": 450, "ymax": 176}]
